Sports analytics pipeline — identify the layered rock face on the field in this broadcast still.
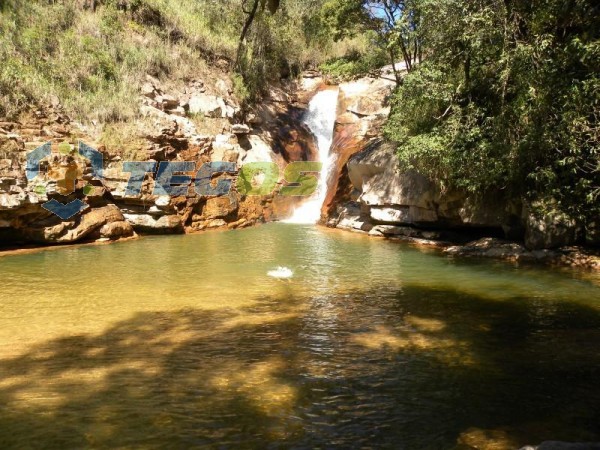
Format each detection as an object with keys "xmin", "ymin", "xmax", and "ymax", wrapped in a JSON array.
[
  {"xmin": 323, "ymin": 86, "xmax": 593, "ymax": 251},
  {"xmin": 327, "ymin": 139, "xmax": 521, "ymax": 236},
  {"xmin": 0, "ymin": 74, "xmax": 320, "ymax": 247}
]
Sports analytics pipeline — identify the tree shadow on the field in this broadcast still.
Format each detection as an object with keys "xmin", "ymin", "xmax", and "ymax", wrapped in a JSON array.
[{"xmin": 0, "ymin": 286, "xmax": 599, "ymax": 449}]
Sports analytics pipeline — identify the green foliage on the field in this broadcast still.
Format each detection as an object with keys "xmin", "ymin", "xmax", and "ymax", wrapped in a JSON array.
[
  {"xmin": 385, "ymin": 0, "xmax": 600, "ymax": 223},
  {"xmin": 319, "ymin": 0, "xmax": 423, "ymax": 79},
  {"xmin": 231, "ymin": 73, "xmax": 250, "ymax": 103},
  {"xmin": 0, "ymin": 0, "xmax": 345, "ymax": 117},
  {"xmin": 236, "ymin": 0, "xmax": 335, "ymax": 101},
  {"xmin": 320, "ymin": 44, "xmax": 388, "ymax": 81}
]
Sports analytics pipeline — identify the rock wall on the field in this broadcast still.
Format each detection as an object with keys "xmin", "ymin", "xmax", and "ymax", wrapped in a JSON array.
[
  {"xmin": 322, "ymin": 74, "xmax": 593, "ymax": 252},
  {"xmin": 0, "ymin": 74, "xmax": 321, "ymax": 248},
  {"xmin": 327, "ymin": 139, "xmax": 521, "ymax": 234}
]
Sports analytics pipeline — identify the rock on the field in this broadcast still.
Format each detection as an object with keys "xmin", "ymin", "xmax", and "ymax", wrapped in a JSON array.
[
  {"xmin": 123, "ymin": 213, "xmax": 183, "ymax": 233},
  {"xmin": 347, "ymin": 96, "xmax": 390, "ymax": 117},
  {"xmin": 206, "ymin": 219, "xmax": 227, "ymax": 228},
  {"xmin": 445, "ymin": 238, "xmax": 526, "ymax": 259},
  {"xmin": 188, "ymin": 94, "xmax": 223, "ymax": 118},
  {"xmin": 371, "ymin": 225, "xmax": 417, "ymax": 237},
  {"xmin": 303, "ymin": 70, "xmax": 321, "ymax": 78},
  {"xmin": 0, "ymin": 193, "xmax": 24, "ymax": 209},
  {"xmin": 339, "ymin": 78, "xmax": 393, "ymax": 116},
  {"xmin": 200, "ymin": 195, "xmax": 238, "ymax": 220},
  {"xmin": 585, "ymin": 221, "xmax": 600, "ymax": 247},
  {"xmin": 525, "ymin": 203, "xmax": 578, "ymax": 250},
  {"xmin": 23, "ymin": 204, "xmax": 130, "ymax": 244},
  {"xmin": 99, "ymin": 220, "xmax": 134, "ymax": 240},
  {"xmin": 155, "ymin": 195, "xmax": 171, "ymax": 207},
  {"xmin": 141, "ymin": 82, "xmax": 155, "ymax": 98},
  {"xmin": 227, "ymin": 218, "xmax": 248, "ymax": 229},
  {"xmin": 246, "ymin": 113, "xmax": 263, "ymax": 126},
  {"xmin": 231, "ymin": 124, "xmax": 251, "ymax": 135},
  {"xmin": 340, "ymin": 139, "xmax": 519, "ymax": 233},
  {"xmin": 216, "ymin": 79, "xmax": 231, "ymax": 96},
  {"xmin": 167, "ymin": 106, "xmax": 186, "ymax": 117},
  {"xmin": 158, "ymin": 94, "xmax": 179, "ymax": 109},
  {"xmin": 370, "ymin": 205, "xmax": 438, "ymax": 224}
]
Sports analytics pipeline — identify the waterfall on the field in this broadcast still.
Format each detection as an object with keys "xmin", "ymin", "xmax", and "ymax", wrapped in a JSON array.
[{"xmin": 284, "ymin": 88, "xmax": 339, "ymax": 224}]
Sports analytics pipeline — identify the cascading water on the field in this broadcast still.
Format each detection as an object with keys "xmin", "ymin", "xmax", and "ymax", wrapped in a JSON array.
[{"xmin": 284, "ymin": 88, "xmax": 339, "ymax": 224}]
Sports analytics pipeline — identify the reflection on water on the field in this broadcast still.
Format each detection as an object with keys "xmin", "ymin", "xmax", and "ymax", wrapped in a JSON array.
[{"xmin": 0, "ymin": 223, "xmax": 599, "ymax": 448}]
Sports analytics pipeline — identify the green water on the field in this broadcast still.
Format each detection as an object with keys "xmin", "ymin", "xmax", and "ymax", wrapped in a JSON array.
[{"xmin": 0, "ymin": 223, "xmax": 599, "ymax": 449}]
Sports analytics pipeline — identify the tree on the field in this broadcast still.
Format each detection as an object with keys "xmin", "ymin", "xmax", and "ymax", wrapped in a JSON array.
[
  {"xmin": 321, "ymin": 0, "xmax": 422, "ymax": 84},
  {"xmin": 384, "ymin": 0, "xmax": 600, "ymax": 226},
  {"xmin": 236, "ymin": 0, "xmax": 281, "ymax": 68}
]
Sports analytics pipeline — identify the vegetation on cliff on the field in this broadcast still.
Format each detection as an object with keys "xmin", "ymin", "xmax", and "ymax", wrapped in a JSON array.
[
  {"xmin": 0, "ymin": 0, "xmax": 370, "ymax": 121},
  {"xmin": 381, "ymin": 0, "xmax": 599, "ymax": 225}
]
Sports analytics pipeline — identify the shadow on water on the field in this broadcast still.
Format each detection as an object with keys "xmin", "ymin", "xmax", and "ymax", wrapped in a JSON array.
[{"xmin": 0, "ymin": 285, "xmax": 599, "ymax": 449}]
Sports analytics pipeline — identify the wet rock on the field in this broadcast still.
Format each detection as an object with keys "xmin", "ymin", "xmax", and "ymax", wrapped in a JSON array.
[{"xmin": 445, "ymin": 238, "xmax": 527, "ymax": 259}]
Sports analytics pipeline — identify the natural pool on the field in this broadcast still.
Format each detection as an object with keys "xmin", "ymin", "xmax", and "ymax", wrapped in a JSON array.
[{"xmin": 0, "ymin": 223, "xmax": 599, "ymax": 448}]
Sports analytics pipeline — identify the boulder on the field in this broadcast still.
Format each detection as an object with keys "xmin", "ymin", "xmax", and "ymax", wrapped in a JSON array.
[
  {"xmin": 343, "ymin": 139, "xmax": 519, "ymax": 232},
  {"xmin": 333, "ymin": 203, "xmax": 372, "ymax": 232},
  {"xmin": 524, "ymin": 204, "xmax": 578, "ymax": 250},
  {"xmin": 123, "ymin": 213, "xmax": 183, "ymax": 233},
  {"xmin": 23, "ymin": 204, "xmax": 131, "ymax": 243},
  {"xmin": 99, "ymin": 220, "xmax": 135, "ymax": 239},
  {"xmin": 188, "ymin": 94, "xmax": 223, "ymax": 118},
  {"xmin": 347, "ymin": 96, "xmax": 390, "ymax": 117},
  {"xmin": 199, "ymin": 195, "xmax": 238, "ymax": 220}
]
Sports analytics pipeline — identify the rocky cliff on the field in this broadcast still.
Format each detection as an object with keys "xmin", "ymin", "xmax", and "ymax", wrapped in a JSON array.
[
  {"xmin": 0, "ymin": 74, "xmax": 321, "ymax": 248},
  {"xmin": 318, "ymin": 70, "xmax": 598, "ymax": 267}
]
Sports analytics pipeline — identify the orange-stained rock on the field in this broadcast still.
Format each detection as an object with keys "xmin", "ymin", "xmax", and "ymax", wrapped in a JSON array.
[
  {"xmin": 320, "ymin": 75, "xmax": 396, "ymax": 222},
  {"xmin": 23, "ymin": 204, "xmax": 133, "ymax": 243}
]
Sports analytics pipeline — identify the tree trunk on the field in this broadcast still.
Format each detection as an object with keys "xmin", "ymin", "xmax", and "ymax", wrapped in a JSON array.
[
  {"xmin": 236, "ymin": 0, "xmax": 260, "ymax": 68},
  {"xmin": 388, "ymin": 48, "xmax": 402, "ymax": 86}
]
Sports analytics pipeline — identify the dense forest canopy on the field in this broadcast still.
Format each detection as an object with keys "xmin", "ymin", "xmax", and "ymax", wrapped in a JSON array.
[{"xmin": 0, "ymin": 0, "xmax": 598, "ymax": 224}]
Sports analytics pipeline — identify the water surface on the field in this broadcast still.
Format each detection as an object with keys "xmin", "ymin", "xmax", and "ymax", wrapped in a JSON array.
[{"xmin": 0, "ymin": 224, "xmax": 599, "ymax": 449}]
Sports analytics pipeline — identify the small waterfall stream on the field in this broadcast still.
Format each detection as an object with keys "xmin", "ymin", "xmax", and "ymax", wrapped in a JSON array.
[{"xmin": 284, "ymin": 88, "xmax": 339, "ymax": 224}]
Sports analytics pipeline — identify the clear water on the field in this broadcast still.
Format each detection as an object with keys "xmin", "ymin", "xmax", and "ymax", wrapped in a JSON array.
[{"xmin": 0, "ymin": 223, "xmax": 599, "ymax": 449}]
